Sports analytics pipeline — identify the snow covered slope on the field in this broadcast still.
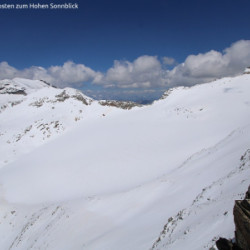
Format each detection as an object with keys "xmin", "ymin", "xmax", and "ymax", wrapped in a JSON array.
[
  {"xmin": 0, "ymin": 78, "xmax": 127, "ymax": 168},
  {"xmin": 0, "ymin": 74, "xmax": 250, "ymax": 249}
]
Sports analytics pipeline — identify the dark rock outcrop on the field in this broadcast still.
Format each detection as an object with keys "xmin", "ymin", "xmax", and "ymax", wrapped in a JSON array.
[
  {"xmin": 55, "ymin": 90, "xmax": 70, "ymax": 102},
  {"xmin": 0, "ymin": 86, "xmax": 27, "ymax": 95},
  {"xmin": 216, "ymin": 185, "xmax": 250, "ymax": 250},
  {"xmin": 72, "ymin": 93, "xmax": 89, "ymax": 105},
  {"xmin": 55, "ymin": 90, "xmax": 90, "ymax": 105},
  {"xmin": 98, "ymin": 100, "xmax": 142, "ymax": 110},
  {"xmin": 234, "ymin": 198, "xmax": 250, "ymax": 250},
  {"xmin": 216, "ymin": 237, "xmax": 234, "ymax": 250},
  {"xmin": 215, "ymin": 237, "xmax": 242, "ymax": 250},
  {"xmin": 40, "ymin": 80, "xmax": 58, "ymax": 88},
  {"xmin": 245, "ymin": 186, "xmax": 250, "ymax": 199}
]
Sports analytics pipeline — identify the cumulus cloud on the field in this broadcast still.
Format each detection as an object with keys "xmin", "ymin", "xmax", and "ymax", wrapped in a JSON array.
[
  {"xmin": 0, "ymin": 61, "xmax": 100, "ymax": 88},
  {"xmin": 48, "ymin": 61, "xmax": 97, "ymax": 86},
  {"xmin": 165, "ymin": 40, "xmax": 250, "ymax": 87},
  {"xmin": 94, "ymin": 40, "xmax": 250, "ymax": 89},
  {"xmin": 162, "ymin": 56, "xmax": 176, "ymax": 65},
  {"xmin": 1, "ymin": 40, "xmax": 250, "ymax": 90},
  {"xmin": 0, "ymin": 62, "xmax": 18, "ymax": 79},
  {"xmin": 94, "ymin": 55, "xmax": 166, "ymax": 88}
]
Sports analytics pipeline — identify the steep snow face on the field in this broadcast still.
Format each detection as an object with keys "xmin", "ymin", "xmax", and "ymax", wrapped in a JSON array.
[{"xmin": 0, "ymin": 74, "xmax": 250, "ymax": 249}]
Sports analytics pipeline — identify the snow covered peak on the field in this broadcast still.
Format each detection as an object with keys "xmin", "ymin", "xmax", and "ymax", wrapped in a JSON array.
[{"xmin": 0, "ymin": 78, "xmax": 51, "ymax": 95}]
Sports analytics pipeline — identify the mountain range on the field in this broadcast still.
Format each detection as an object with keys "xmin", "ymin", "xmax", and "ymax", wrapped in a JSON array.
[{"xmin": 0, "ymin": 72, "xmax": 250, "ymax": 249}]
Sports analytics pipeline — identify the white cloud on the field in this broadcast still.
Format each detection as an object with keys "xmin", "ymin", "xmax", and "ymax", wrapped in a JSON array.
[
  {"xmin": 0, "ymin": 61, "xmax": 100, "ymax": 88},
  {"xmin": 0, "ymin": 62, "xmax": 18, "ymax": 79},
  {"xmin": 94, "ymin": 40, "xmax": 250, "ymax": 88},
  {"xmin": 94, "ymin": 55, "xmax": 166, "ymax": 88},
  {"xmin": 165, "ymin": 40, "xmax": 250, "ymax": 87},
  {"xmin": 162, "ymin": 56, "xmax": 176, "ymax": 65},
  {"xmin": 1, "ymin": 40, "xmax": 250, "ymax": 89},
  {"xmin": 48, "ymin": 61, "xmax": 97, "ymax": 86}
]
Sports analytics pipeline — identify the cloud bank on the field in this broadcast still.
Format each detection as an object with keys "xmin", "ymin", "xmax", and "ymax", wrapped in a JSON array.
[
  {"xmin": 166, "ymin": 40, "xmax": 250, "ymax": 87},
  {"xmin": 1, "ymin": 40, "xmax": 250, "ymax": 89},
  {"xmin": 162, "ymin": 56, "xmax": 176, "ymax": 65},
  {"xmin": 0, "ymin": 61, "xmax": 100, "ymax": 88},
  {"xmin": 93, "ymin": 55, "xmax": 166, "ymax": 88}
]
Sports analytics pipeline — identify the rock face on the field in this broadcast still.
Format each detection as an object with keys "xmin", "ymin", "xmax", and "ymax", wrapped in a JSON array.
[
  {"xmin": 216, "ymin": 186, "xmax": 250, "ymax": 250},
  {"xmin": 233, "ymin": 189, "xmax": 250, "ymax": 250},
  {"xmin": 245, "ymin": 186, "xmax": 250, "ymax": 199},
  {"xmin": 215, "ymin": 237, "xmax": 235, "ymax": 250}
]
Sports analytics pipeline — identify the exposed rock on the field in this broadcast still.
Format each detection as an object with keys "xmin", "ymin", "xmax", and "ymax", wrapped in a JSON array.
[
  {"xmin": 55, "ymin": 90, "xmax": 90, "ymax": 105},
  {"xmin": 234, "ymin": 197, "xmax": 250, "ymax": 250},
  {"xmin": 216, "ymin": 237, "xmax": 234, "ymax": 250},
  {"xmin": 11, "ymin": 100, "xmax": 23, "ymax": 107},
  {"xmin": 55, "ymin": 90, "xmax": 70, "ymax": 102},
  {"xmin": 160, "ymin": 86, "xmax": 188, "ymax": 100},
  {"xmin": 245, "ymin": 185, "xmax": 250, "ymax": 199},
  {"xmin": 29, "ymin": 98, "xmax": 46, "ymax": 108},
  {"xmin": 40, "ymin": 80, "xmax": 58, "ymax": 88},
  {"xmin": 160, "ymin": 89, "xmax": 174, "ymax": 100},
  {"xmin": 0, "ymin": 86, "xmax": 27, "ymax": 95},
  {"xmin": 150, "ymin": 209, "xmax": 186, "ymax": 249},
  {"xmin": 216, "ymin": 185, "xmax": 250, "ymax": 250},
  {"xmin": 72, "ymin": 93, "xmax": 89, "ymax": 105},
  {"xmin": 99, "ymin": 100, "xmax": 142, "ymax": 110},
  {"xmin": 215, "ymin": 237, "xmax": 243, "ymax": 250}
]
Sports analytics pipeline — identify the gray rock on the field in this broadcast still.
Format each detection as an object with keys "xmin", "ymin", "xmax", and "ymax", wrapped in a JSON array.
[{"xmin": 234, "ymin": 198, "xmax": 250, "ymax": 250}]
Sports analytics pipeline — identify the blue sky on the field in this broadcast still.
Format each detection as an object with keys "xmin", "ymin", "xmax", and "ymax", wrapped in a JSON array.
[{"xmin": 1, "ymin": 0, "xmax": 250, "ymax": 101}]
